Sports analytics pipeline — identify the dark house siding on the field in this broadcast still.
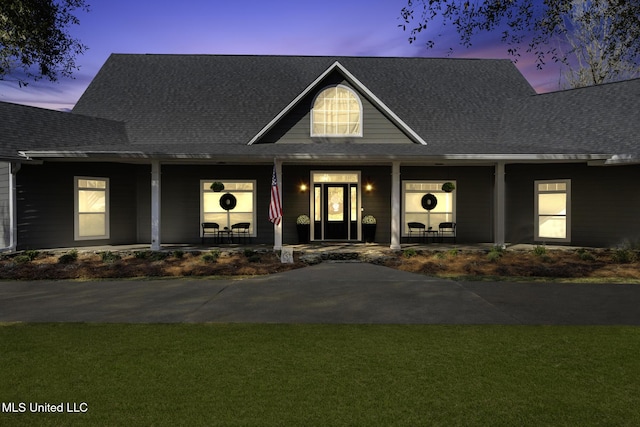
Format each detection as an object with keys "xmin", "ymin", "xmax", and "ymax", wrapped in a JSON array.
[
  {"xmin": 0, "ymin": 162, "xmax": 10, "ymax": 248},
  {"xmin": 159, "ymin": 164, "xmax": 274, "ymax": 244},
  {"xmin": 506, "ymin": 163, "xmax": 640, "ymax": 247},
  {"xmin": 259, "ymin": 74, "xmax": 413, "ymax": 145},
  {"xmin": 401, "ymin": 166, "xmax": 495, "ymax": 243},
  {"xmin": 16, "ymin": 162, "xmax": 140, "ymax": 250}
]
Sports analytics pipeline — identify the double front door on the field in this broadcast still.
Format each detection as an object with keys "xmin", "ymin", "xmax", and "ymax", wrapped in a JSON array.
[{"xmin": 313, "ymin": 180, "xmax": 359, "ymax": 241}]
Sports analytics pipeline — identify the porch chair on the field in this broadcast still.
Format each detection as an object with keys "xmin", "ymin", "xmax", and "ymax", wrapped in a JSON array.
[
  {"xmin": 438, "ymin": 222, "xmax": 457, "ymax": 243},
  {"xmin": 231, "ymin": 222, "xmax": 251, "ymax": 243},
  {"xmin": 407, "ymin": 222, "xmax": 426, "ymax": 243},
  {"xmin": 201, "ymin": 222, "xmax": 220, "ymax": 244}
]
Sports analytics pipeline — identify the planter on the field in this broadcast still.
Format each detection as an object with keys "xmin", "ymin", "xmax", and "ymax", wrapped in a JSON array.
[
  {"xmin": 297, "ymin": 224, "xmax": 310, "ymax": 243},
  {"xmin": 363, "ymin": 224, "xmax": 377, "ymax": 243}
]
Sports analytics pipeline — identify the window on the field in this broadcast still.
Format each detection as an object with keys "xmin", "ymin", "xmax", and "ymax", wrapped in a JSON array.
[
  {"xmin": 311, "ymin": 85, "xmax": 362, "ymax": 137},
  {"xmin": 535, "ymin": 180, "xmax": 571, "ymax": 242},
  {"xmin": 75, "ymin": 177, "xmax": 109, "ymax": 240},
  {"xmin": 402, "ymin": 181, "xmax": 455, "ymax": 235},
  {"xmin": 201, "ymin": 181, "xmax": 256, "ymax": 236}
]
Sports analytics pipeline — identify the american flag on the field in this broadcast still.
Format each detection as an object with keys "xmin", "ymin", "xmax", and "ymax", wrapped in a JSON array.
[{"xmin": 269, "ymin": 164, "xmax": 283, "ymax": 225}]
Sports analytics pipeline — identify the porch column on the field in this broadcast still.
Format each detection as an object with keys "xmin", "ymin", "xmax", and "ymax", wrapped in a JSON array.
[
  {"xmin": 494, "ymin": 161, "xmax": 506, "ymax": 246},
  {"xmin": 8, "ymin": 162, "xmax": 20, "ymax": 252},
  {"xmin": 390, "ymin": 161, "xmax": 401, "ymax": 250},
  {"xmin": 273, "ymin": 159, "xmax": 283, "ymax": 251},
  {"xmin": 151, "ymin": 160, "xmax": 161, "ymax": 251}
]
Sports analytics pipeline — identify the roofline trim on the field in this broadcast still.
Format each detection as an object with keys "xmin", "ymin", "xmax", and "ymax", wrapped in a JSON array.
[
  {"xmin": 20, "ymin": 150, "xmax": 620, "ymax": 163},
  {"xmin": 247, "ymin": 61, "xmax": 428, "ymax": 146}
]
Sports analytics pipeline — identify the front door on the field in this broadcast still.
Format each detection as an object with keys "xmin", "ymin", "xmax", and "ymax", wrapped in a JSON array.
[
  {"xmin": 324, "ymin": 184, "xmax": 349, "ymax": 240},
  {"xmin": 312, "ymin": 175, "xmax": 360, "ymax": 241}
]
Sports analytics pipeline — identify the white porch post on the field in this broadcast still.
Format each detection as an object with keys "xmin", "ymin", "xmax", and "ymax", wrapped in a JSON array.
[
  {"xmin": 390, "ymin": 161, "xmax": 401, "ymax": 250},
  {"xmin": 8, "ymin": 162, "xmax": 20, "ymax": 252},
  {"xmin": 273, "ymin": 159, "xmax": 283, "ymax": 251},
  {"xmin": 494, "ymin": 161, "xmax": 506, "ymax": 247},
  {"xmin": 151, "ymin": 160, "xmax": 162, "ymax": 251}
]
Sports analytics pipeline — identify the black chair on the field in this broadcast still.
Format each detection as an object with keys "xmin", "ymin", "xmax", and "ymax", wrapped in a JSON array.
[
  {"xmin": 201, "ymin": 222, "xmax": 220, "ymax": 244},
  {"xmin": 231, "ymin": 222, "xmax": 251, "ymax": 243},
  {"xmin": 438, "ymin": 222, "xmax": 457, "ymax": 243},
  {"xmin": 408, "ymin": 222, "xmax": 426, "ymax": 242}
]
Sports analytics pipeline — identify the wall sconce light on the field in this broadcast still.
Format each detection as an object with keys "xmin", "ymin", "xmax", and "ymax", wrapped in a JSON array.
[
  {"xmin": 299, "ymin": 183, "xmax": 308, "ymax": 192},
  {"xmin": 365, "ymin": 182, "xmax": 374, "ymax": 192}
]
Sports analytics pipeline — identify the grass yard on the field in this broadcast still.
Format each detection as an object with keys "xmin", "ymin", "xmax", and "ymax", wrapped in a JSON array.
[{"xmin": 1, "ymin": 324, "xmax": 639, "ymax": 426}]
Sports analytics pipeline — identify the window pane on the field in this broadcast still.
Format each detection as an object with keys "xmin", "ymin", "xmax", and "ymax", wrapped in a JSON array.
[
  {"xmin": 78, "ymin": 213, "xmax": 106, "ymax": 237},
  {"xmin": 314, "ymin": 186, "xmax": 321, "ymax": 222},
  {"xmin": 312, "ymin": 173, "xmax": 358, "ymax": 183},
  {"xmin": 351, "ymin": 186, "xmax": 357, "ymax": 221},
  {"xmin": 78, "ymin": 179, "xmax": 106, "ymax": 189},
  {"xmin": 234, "ymin": 192, "xmax": 253, "ymax": 212},
  {"xmin": 404, "ymin": 193, "xmax": 424, "ymax": 212},
  {"xmin": 312, "ymin": 86, "xmax": 361, "ymax": 136},
  {"xmin": 327, "ymin": 187, "xmax": 344, "ymax": 221},
  {"xmin": 539, "ymin": 193, "xmax": 566, "ymax": 215},
  {"xmin": 78, "ymin": 190, "xmax": 105, "ymax": 213},
  {"xmin": 539, "ymin": 216, "xmax": 566, "ymax": 239}
]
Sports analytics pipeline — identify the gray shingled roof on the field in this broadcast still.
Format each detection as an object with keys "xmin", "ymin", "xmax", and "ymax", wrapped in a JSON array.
[
  {"xmin": 500, "ymin": 78, "xmax": 640, "ymax": 156},
  {"xmin": 71, "ymin": 54, "xmax": 535, "ymax": 152},
  {"xmin": 4, "ymin": 55, "xmax": 639, "ymax": 161},
  {"xmin": 0, "ymin": 101, "xmax": 128, "ymax": 160}
]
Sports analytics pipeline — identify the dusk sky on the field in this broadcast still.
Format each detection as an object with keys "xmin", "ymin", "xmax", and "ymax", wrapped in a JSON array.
[{"xmin": 0, "ymin": 0, "xmax": 564, "ymax": 111}]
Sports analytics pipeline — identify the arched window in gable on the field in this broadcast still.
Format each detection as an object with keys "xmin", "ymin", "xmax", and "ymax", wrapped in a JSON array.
[{"xmin": 311, "ymin": 85, "xmax": 363, "ymax": 137}]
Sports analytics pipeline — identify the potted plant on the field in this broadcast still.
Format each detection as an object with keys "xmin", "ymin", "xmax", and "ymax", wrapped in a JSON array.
[
  {"xmin": 362, "ymin": 215, "xmax": 377, "ymax": 243},
  {"xmin": 210, "ymin": 181, "xmax": 225, "ymax": 192},
  {"xmin": 442, "ymin": 182, "xmax": 456, "ymax": 193},
  {"xmin": 296, "ymin": 214, "xmax": 310, "ymax": 243}
]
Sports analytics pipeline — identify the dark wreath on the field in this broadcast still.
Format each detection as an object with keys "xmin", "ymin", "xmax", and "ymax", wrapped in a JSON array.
[
  {"xmin": 219, "ymin": 193, "xmax": 237, "ymax": 211},
  {"xmin": 421, "ymin": 193, "xmax": 438, "ymax": 211}
]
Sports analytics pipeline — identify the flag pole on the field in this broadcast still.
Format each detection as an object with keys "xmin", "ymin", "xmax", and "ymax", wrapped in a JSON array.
[{"xmin": 272, "ymin": 159, "xmax": 283, "ymax": 250}]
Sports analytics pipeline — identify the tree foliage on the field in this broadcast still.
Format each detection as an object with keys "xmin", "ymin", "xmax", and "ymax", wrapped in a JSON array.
[
  {"xmin": 399, "ymin": 0, "xmax": 640, "ymax": 80},
  {"xmin": 0, "ymin": 0, "xmax": 88, "ymax": 86}
]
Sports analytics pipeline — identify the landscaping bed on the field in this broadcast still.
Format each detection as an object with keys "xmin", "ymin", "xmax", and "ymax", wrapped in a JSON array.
[{"xmin": 1, "ymin": 246, "xmax": 639, "ymax": 281}]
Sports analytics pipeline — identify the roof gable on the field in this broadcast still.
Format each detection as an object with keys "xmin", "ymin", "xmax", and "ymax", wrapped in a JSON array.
[{"xmin": 248, "ymin": 61, "xmax": 427, "ymax": 145}]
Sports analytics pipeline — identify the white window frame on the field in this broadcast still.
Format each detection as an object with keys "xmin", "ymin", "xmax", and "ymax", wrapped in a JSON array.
[
  {"xmin": 74, "ymin": 176, "xmax": 110, "ymax": 241},
  {"xmin": 201, "ymin": 180, "xmax": 257, "ymax": 237},
  {"xmin": 310, "ymin": 84, "xmax": 363, "ymax": 138},
  {"xmin": 402, "ymin": 180, "xmax": 456, "ymax": 237},
  {"xmin": 534, "ymin": 179, "xmax": 571, "ymax": 242}
]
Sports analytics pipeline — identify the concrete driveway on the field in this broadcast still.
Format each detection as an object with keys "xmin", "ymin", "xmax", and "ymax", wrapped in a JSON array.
[{"xmin": 0, "ymin": 262, "xmax": 639, "ymax": 324}]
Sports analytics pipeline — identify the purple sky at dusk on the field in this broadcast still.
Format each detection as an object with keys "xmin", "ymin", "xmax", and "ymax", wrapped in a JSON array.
[{"xmin": 0, "ymin": 0, "xmax": 564, "ymax": 111}]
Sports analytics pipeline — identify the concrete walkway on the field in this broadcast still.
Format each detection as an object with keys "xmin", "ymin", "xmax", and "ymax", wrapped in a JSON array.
[{"xmin": 1, "ymin": 262, "xmax": 639, "ymax": 324}]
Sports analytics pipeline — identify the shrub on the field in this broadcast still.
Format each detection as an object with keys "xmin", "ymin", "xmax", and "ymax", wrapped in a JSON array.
[
  {"xmin": 403, "ymin": 248, "xmax": 417, "ymax": 258},
  {"xmin": 243, "ymin": 249, "xmax": 256, "ymax": 258},
  {"xmin": 487, "ymin": 245, "xmax": 505, "ymax": 262},
  {"xmin": 576, "ymin": 248, "xmax": 595, "ymax": 261},
  {"xmin": 612, "ymin": 248, "xmax": 636, "ymax": 264},
  {"xmin": 14, "ymin": 255, "xmax": 31, "ymax": 264},
  {"xmin": 532, "ymin": 245, "xmax": 547, "ymax": 256},
  {"xmin": 447, "ymin": 248, "xmax": 458, "ymax": 257},
  {"xmin": 100, "ymin": 251, "xmax": 121, "ymax": 263},
  {"xmin": 247, "ymin": 254, "xmax": 261, "ymax": 263},
  {"xmin": 23, "ymin": 250, "xmax": 40, "ymax": 261},
  {"xmin": 173, "ymin": 250, "xmax": 184, "ymax": 259},
  {"xmin": 202, "ymin": 250, "xmax": 220, "ymax": 263},
  {"xmin": 58, "ymin": 249, "xmax": 78, "ymax": 264}
]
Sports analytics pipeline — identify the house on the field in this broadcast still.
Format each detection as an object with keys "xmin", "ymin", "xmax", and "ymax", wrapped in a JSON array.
[{"xmin": 1, "ymin": 54, "xmax": 639, "ymax": 252}]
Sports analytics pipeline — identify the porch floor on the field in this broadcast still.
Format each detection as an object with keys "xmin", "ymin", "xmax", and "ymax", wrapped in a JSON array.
[{"xmin": 32, "ymin": 242, "xmax": 586, "ymax": 255}]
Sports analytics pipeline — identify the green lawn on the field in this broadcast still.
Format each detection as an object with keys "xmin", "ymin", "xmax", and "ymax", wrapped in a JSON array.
[{"xmin": 1, "ymin": 324, "xmax": 639, "ymax": 426}]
